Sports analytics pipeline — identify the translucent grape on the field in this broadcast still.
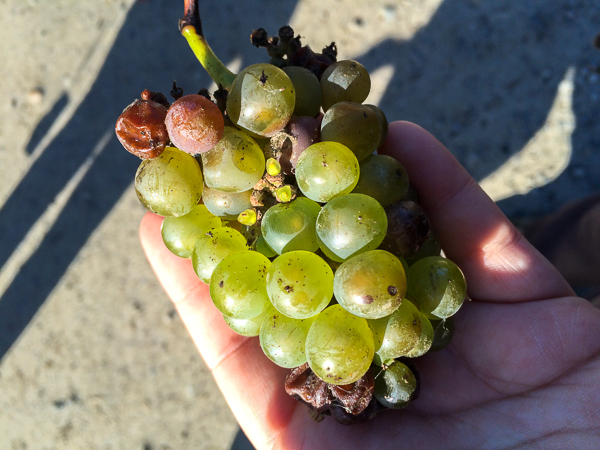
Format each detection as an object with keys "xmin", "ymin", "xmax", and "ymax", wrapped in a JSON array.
[
  {"xmin": 255, "ymin": 236, "xmax": 277, "ymax": 258},
  {"xmin": 224, "ymin": 306, "xmax": 275, "ymax": 337},
  {"xmin": 369, "ymin": 297, "xmax": 422, "ymax": 359},
  {"xmin": 201, "ymin": 126, "xmax": 265, "ymax": 193},
  {"xmin": 320, "ymin": 60, "xmax": 371, "ymax": 111},
  {"xmin": 333, "ymin": 250, "xmax": 406, "ymax": 319},
  {"xmin": 365, "ymin": 104, "xmax": 389, "ymax": 148},
  {"xmin": 260, "ymin": 312, "xmax": 314, "ymax": 368},
  {"xmin": 315, "ymin": 193, "xmax": 387, "ymax": 262},
  {"xmin": 210, "ymin": 251, "xmax": 271, "ymax": 319},
  {"xmin": 282, "ymin": 66, "xmax": 321, "ymax": 117},
  {"xmin": 305, "ymin": 305, "xmax": 374, "ymax": 385},
  {"xmin": 320, "ymin": 101, "xmax": 381, "ymax": 162},
  {"xmin": 407, "ymin": 256, "xmax": 466, "ymax": 319},
  {"xmin": 202, "ymin": 185, "xmax": 253, "ymax": 219},
  {"xmin": 352, "ymin": 155, "xmax": 409, "ymax": 207},
  {"xmin": 192, "ymin": 227, "xmax": 249, "ymax": 284},
  {"xmin": 374, "ymin": 361, "xmax": 417, "ymax": 409},
  {"xmin": 134, "ymin": 146, "xmax": 204, "ymax": 217},
  {"xmin": 295, "ymin": 142, "xmax": 359, "ymax": 203},
  {"xmin": 165, "ymin": 94, "xmax": 225, "ymax": 154},
  {"xmin": 161, "ymin": 204, "xmax": 222, "ymax": 258},
  {"xmin": 227, "ymin": 63, "xmax": 295, "ymax": 137},
  {"xmin": 405, "ymin": 312, "xmax": 434, "ymax": 357},
  {"xmin": 261, "ymin": 197, "xmax": 321, "ymax": 254},
  {"xmin": 266, "ymin": 251, "xmax": 333, "ymax": 319}
]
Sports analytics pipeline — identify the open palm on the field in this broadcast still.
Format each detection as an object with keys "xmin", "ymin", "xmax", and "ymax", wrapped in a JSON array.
[{"xmin": 140, "ymin": 121, "xmax": 600, "ymax": 449}]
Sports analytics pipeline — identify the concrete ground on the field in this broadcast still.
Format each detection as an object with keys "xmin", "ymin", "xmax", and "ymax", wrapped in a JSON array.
[{"xmin": 0, "ymin": 0, "xmax": 598, "ymax": 448}]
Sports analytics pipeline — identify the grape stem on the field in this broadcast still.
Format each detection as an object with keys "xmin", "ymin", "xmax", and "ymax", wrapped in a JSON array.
[{"xmin": 179, "ymin": 0, "xmax": 237, "ymax": 88}]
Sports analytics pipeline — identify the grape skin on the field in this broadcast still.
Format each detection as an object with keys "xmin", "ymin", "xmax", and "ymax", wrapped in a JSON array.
[
  {"xmin": 305, "ymin": 304, "xmax": 374, "ymax": 385},
  {"xmin": 161, "ymin": 204, "xmax": 222, "ymax": 258},
  {"xmin": 192, "ymin": 227, "xmax": 249, "ymax": 284},
  {"xmin": 134, "ymin": 146, "xmax": 204, "ymax": 217},
  {"xmin": 259, "ymin": 312, "xmax": 314, "ymax": 368}
]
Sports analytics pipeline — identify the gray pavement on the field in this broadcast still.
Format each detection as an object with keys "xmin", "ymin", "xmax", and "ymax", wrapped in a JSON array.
[{"xmin": 0, "ymin": 0, "xmax": 599, "ymax": 448}]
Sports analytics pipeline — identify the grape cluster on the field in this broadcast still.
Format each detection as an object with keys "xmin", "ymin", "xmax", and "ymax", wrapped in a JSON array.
[{"xmin": 116, "ymin": 23, "xmax": 466, "ymax": 424}]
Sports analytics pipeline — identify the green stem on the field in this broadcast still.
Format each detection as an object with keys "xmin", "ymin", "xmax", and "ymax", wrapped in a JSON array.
[{"xmin": 179, "ymin": 0, "xmax": 237, "ymax": 89}]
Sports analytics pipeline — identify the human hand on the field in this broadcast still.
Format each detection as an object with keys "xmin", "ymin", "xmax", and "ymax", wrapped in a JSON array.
[{"xmin": 139, "ymin": 121, "xmax": 600, "ymax": 449}]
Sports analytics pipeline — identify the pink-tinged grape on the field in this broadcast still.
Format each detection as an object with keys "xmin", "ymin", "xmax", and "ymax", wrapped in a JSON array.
[
  {"xmin": 305, "ymin": 304, "xmax": 374, "ymax": 385},
  {"xmin": 320, "ymin": 101, "xmax": 381, "ymax": 162},
  {"xmin": 282, "ymin": 66, "xmax": 321, "ymax": 117},
  {"xmin": 295, "ymin": 142, "xmax": 359, "ymax": 203},
  {"xmin": 320, "ymin": 60, "xmax": 371, "ymax": 111},
  {"xmin": 202, "ymin": 185, "xmax": 253, "ymax": 219},
  {"xmin": 369, "ymin": 297, "xmax": 422, "ymax": 359},
  {"xmin": 280, "ymin": 116, "xmax": 321, "ymax": 175},
  {"xmin": 201, "ymin": 127, "xmax": 265, "ymax": 193},
  {"xmin": 266, "ymin": 251, "xmax": 333, "ymax": 319},
  {"xmin": 261, "ymin": 197, "xmax": 321, "ymax": 254},
  {"xmin": 380, "ymin": 200, "xmax": 431, "ymax": 259},
  {"xmin": 352, "ymin": 155, "xmax": 409, "ymax": 207},
  {"xmin": 209, "ymin": 251, "xmax": 271, "ymax": 319},
  {"xmin": 315, "ymin": 193, "xmax": 387, "ymax": 262},
  {"xmin": 192, "ymin": 227, "xmax": 249, "ymax": 284},
  {"xmin": 405, "ymin": 312, "xmax": 434, "ymax": 357},
  {"xmin": 374, "ymin": 361, "xmax": 417, "ymax": 409},
  {"xmin": 226, "ymin": 63, "xmax": 295, "ymax": 137},
  {"xmin": 407, "ymin": 256, "xmax": 466, "ymax": 319},
  {"xmin": 161, "ymin": 204, "xmax": 222, "ymax": 258},
  {"xmin": 333, "ymin": 250, "xmax": 406, "ymax": 319},
  {"xmin": 259, "ymin": 311, "xmax": 314, "ymax": 368},
  {"xmin": 224, "ymin": 305, "xmax": 275, "ymax": 337},
  {"xmin": 165, "ymin": 94, "xmax": 225, "ymax": 154},
  {"xmin": 134, "ymin": 146, "xmax": 204, "ymax": 217}
]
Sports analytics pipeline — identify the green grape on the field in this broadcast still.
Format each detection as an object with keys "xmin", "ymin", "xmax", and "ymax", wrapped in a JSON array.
[
  {"xmin": 259, "ymin": 311, "xmax": 314, "ymax": 368},
  {"xmin": 352, "ymin": 155, "xmax": 409, "ymax": 207},
  {"xmin": 192, "ymin": 227, "xmax": 249, "ymax": 284},
  {"xmin": 134, "ymin": 146, "xmax": 204, "ymax": 217},
  {"xmin": 365, "ymin": 104, "xmax": 389, "ymax": 148},
  {"xmin": 223, "ymin": 306, "xmax": 275, "ymax": 337},
  {"xmin": 405, "ymin": 312, "xmax": 434, "ymax": 357},
  {"xmin": 295, "ymin": 142, "xmax": 359, "ymax": 203},
  {"xmin": 282, "ymin": 66, "xmax": 321, "ymax": 117},
  {"xmin": 333, "ymin": 250, "xmax": 406, "ymax": 319},
  {"xmin": 315, "ymin": 193, "xmax": 387, "ymax": 262},
  {"xmin": 407, "ymin": 256, "xmax": 466, "ymax": 319},
  {"xmin": 209, "ymin": 251, "xmax": 271, "ymax": 319},
  {"xmin": 226, "ymin": 63, "xmax": 295, "ymax": 137},
  {"xmin": 374, "ymin": 361, "xmax": 417, "ymax": 409},
  {"xmin": 320, "ymin": 60, "xmax": 371, "ymax": 111},
  {"xmin": 320, "ymin": 101, "xmax": 381, "ymax": 162},
  {"xmin": 261, "ymin": 197, "xmax": 321, "ymax": 254},
  {"xmin": 305, "ymin": 305, "xmax": 374, "ymax": 385},
  {"xmin": 369, "ymin": 297, "xmax": 422, "ymax": 359},
  {"xmin": 266, "ymin": 251, "xmax": 333, "ymax": 319},
  {"xmin": 201, "ymin": 126, "xmax": 265, "ymax": 193},
  {"xmin": 161, "ymin": 204, "xmax": 222, "ymax": 258},
  {"xmin": 202, "ymin": 185, "xmax": 253, "ymax": 219},
  {"xmin": 429, "ymin": 317, "xmax": 455, "ymax": 352},
  {"xmin": 255, "ymin": 236, "xmax": 277, "ymax": 258}
]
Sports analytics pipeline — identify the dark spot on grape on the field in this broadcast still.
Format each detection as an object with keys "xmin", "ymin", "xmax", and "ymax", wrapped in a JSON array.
[
  {"xmin": 284, "ymin": 285, "xmax": 294, "ymax": 293},
  {"xmin": 413, "ymin": 320, "xmax": 417, "ymax": 326},
  {"xmin": 360, "ymin": 295, "xmax": 374, "ymax": 304},
  {"xmin": 206, "ymin": 230, "xmax": 213, "ymax": 237},
  {"xmin": 388, "ymin": 286, "xmax": 398, "ymax": 296},
  {"xmin": 218, "ymin": 280, "xmax": 224, "ymax": 288},
  {"xmin": 260, "ymin": 71, "xmax": 268, "ymax": 85}
]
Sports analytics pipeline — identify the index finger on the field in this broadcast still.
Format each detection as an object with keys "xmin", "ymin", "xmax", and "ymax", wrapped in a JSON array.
[{"xmin": 379, "ymin": 121, "xmax": 574, "ymax": 302}]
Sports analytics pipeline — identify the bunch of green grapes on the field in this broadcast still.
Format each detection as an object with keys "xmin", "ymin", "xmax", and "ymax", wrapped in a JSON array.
[{"xmin": 115, "ymin": 9, "xmax": 466, "ymax": 425}]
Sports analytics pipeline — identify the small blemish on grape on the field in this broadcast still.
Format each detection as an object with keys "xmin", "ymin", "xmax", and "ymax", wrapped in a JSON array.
[
  {"xmin": 388, "ymin": 286, "xmax": 398, "ymax": 296},
  {"xmin": 218, "ymin": 280, "xmax": 224, "ymax": 288}
]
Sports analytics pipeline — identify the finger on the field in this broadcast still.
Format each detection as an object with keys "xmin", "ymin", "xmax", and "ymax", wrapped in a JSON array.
[
  {"xmin": 139, "ymin": 212, "xmax": 297, "ymax": 448},
  {"xmin": 379, "ymin": 121, "xmax": 574, "ymax": 302}
]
